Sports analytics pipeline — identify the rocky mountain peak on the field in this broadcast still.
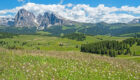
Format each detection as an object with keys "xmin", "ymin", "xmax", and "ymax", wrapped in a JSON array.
[
  {"xmin": 14, "ymin": 8, "xmax": 38, "ymax": 27},
  {"xmin": 37, "ymin": 12, "xmax": 64, "ymax": 29},
  {"xmin": 0, "ymin": 9, "xmax": 75, "ymax": 29}
]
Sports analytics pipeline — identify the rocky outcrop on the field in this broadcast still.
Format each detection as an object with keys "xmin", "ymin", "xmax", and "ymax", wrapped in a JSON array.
[
  {"xmin": 14, "ymin": 9, "xmax": 38, "ymax": 27},
  {"xmin": 0, "ymin": 9, "xmax": 76, "ymax": 29},
  {"xmin": 37, "ymin": 12, "xmax": 64, "ymax": 29}
]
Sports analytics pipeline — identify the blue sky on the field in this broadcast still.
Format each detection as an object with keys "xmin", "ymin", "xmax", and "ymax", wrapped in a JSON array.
[
  {"xmin": 0, "ymin": 0, "xmax": 140, "ymax": 23},
  {"xmin": 0, "ymin": 0, "xmax": 140, "ymax": 10}
]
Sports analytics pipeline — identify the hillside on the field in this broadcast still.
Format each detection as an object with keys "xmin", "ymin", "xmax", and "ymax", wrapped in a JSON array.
[
  {"xmin": 0, "ymin": 32, "xmax": 140, "ymax": 80},
  {"xmin": 0, "ymin": 49, "xmax": 139, "ymax": 80},
  {"xmin": 1, "ymin": 21, "xmax": 140, "ymax": 37},
  {"xmin": 44, "ymin": 23, "xmax": 140, "ymax": 36},
  {"xmin": 1, "ymin": 1, "xmax": 140, "ymax": 80},
  {"xmin": 0, "ymin": 32, "xmax": 129, "ymax": 51},
  {"xmin": 0, "ymin": 32, "xmax": 139, "ymax": 59}
]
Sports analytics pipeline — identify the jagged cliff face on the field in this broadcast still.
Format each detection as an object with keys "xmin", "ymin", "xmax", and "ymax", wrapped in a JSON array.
[
  {"xmin": 36, "ymin": 12, "xmax": 77, "ymax": 30},
  {"xmin": 0, "ymin": 9, "xmax": 140, "ymax": 29},
  {"xmin": 14, "ymin": 9, "xmax": 38, "ymax": 27},
  {"xmin": 14, "ymin": 9, "xmax": 64, "ymax": 29},
  {"xmin": 37, "ymin": 12, "xmax": 64, "ymax": 29},
  {"xmin": 0, "ymin": 9, "xmax": 75, "ymax": 29}
]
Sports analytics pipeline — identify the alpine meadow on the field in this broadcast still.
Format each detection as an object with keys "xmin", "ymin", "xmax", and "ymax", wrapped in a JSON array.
[{"xmin": 0, "ymin": 0, "xmax": 140, "ymax": 80}]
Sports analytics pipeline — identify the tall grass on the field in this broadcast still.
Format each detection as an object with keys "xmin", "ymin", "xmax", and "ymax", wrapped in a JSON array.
[{"xmin": 0, "ymin": 49, "xmax": 139, "ymax": 80}]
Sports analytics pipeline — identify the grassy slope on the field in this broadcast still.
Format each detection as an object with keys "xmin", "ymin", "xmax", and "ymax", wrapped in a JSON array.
[
  {"xmin": 120, "ymin": 32, "xmax": 140, "ymax": 37},
  {"xmin": 0, "ymin": 49, "xmax": 139, "ymax": 80},
  {"xmin": 117, "ymin": 55, "xmax": 140, "ymax": 63},
  {"xmin": 0, "ymin": 33, "xmax": 140, "ymax": 79},
  {"xmin": 130, "ymin": 44, "xmax": 140, "ymax": 56},
  {"xmin": 0, "ymin": 33, "xmax": 129, "ymax": 51}
]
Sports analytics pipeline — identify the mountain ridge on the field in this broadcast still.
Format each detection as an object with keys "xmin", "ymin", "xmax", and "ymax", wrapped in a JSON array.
[
  {"xmin": 1, "ymin": 8, "xmax": 140, "ymax": 29},
  {"xmin": 0, "ymin": 9, "xmax": 77, "ymax": 30},
  {"xmin": 13, "ymin": 9, "xmax": 77, "ymax": 30},
  {"xmin": 0, "ymin": 8, "xmax": 140, "ymax": 36},
  {"xmin": 14, "ymin": 9, "xmax": 38, "ymax": 27}
]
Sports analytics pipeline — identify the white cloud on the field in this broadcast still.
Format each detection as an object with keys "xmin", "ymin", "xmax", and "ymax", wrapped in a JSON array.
[
  {"xmin": 66, "ymin": 3, "xmax": 73, "ymax": 7},
  {"xmin": 0, "ymin": 15, "xmax": 13, "ymax": 18},
  {"xmin": 0, "ymin": 2, "xmax": 140, "ymax": 23},
  {"xmin": 102, "ymin": 13, "xmax": 135, "ymax": 23},
  {"xmin": 120, "ymin": 6, "xmax": 140, "ymax": 14}
]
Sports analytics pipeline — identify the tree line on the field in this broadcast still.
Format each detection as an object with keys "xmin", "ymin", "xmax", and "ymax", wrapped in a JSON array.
[
  {"xmin": 0, "ymin": 27, "xmax": 37, "ymax": 34},
  {"xmin": 81, "ymin": 38, "xmax": 140, "ymax": 57},
  {"xmin": 0, "ymin": 32, "xmax": 18, "ymax": 39},
  {"xmin": 0, "ymin": 40, "xmax": 41, "ymax": 50}
]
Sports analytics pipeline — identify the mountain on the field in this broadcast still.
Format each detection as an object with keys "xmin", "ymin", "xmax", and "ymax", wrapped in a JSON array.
[
  {"xmin": 129, "ymin": 18, "xmax": 140, "ymax": 24},
  {"xmin": 14, "ymin": 9, "xmax": 38, "ymax": 27},
  {"xmin": 0, "ymin": 9, "xmax": 74, "ymax": 29},
  {"xmin": 0, "ymin": 9, "xmax": 140, "ymax": 28},
  {"xmin": 14, "ymin": 9, "xmax": 76, "ymax": 29},
  {"xmin": 37, "ymin": 12, "xmax": 76, "ymax": 30},
  {"xmin": 37, "ymin": 12, "xmax": 64, "ymax": 30},
  {"xmin": 1, "ymin": 9, "xmax": 140, "ymax": 37},
  {"xmin": 0, "ymin": 17, "xmax": 14, "ymax": 26}
]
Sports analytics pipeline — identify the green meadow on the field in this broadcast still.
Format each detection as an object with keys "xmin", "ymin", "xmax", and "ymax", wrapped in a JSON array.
[
  {"xmin": 0, "ymin": 49, "xmax": 139, "ymax": 80},
  {"xmin": 0, "ymin": 32, "xmax": 140, "ymax": 80},
  {"xmin": 0, "ymin": 32, "xmax": 129, "ymax": 51}
]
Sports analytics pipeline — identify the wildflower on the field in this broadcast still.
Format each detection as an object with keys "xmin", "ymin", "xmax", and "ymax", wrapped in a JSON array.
[
  {"xmin": 26, "ymin": 69, "xmax": 29, "ymax": 72},
  {"xmin": 41, "ymin": 74, "xmax": 44, "ymax": 77},
  {"xmin": 22, "ymin": 66, "xmax": 25, "ymax": 69},
  {"xmin": 94, "ymin": 69, "xmax": 97, "ymax": 72},
  {"xmin": 109, "ymin": 72, "xmax": 111, "ymax": 75}
]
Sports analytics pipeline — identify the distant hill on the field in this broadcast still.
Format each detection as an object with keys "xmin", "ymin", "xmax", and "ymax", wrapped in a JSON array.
[{"xmin": 44, "ymin": 23, "xmax": 140, "ymax": 36}]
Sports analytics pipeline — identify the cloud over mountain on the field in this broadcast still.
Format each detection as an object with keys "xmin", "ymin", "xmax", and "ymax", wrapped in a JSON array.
[{"xmin": 0, "ymin": 2, "xmax": 140, "ymax": 23}]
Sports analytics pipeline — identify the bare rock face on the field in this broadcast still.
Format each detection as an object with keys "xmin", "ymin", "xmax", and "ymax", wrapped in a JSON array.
[
  {"xmin": 37, "ymin": 12, "xmax": 64, "ymax": 29},
  {"xmin": 14, "ymin": 9, "xmax": 38, "ymax": 27},
  {"xmin": 0, "ymin": 9, "xmax": 76, "ymax": 30}
]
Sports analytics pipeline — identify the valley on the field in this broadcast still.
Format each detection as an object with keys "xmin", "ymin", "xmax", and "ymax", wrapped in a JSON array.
[
  {"xmin": 0, "ymin": 5, "xmax": 140, "ymax": 80},
  {"xmin": 0, "ymin": 32, "xmax": 140, "ymax": 80}
]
